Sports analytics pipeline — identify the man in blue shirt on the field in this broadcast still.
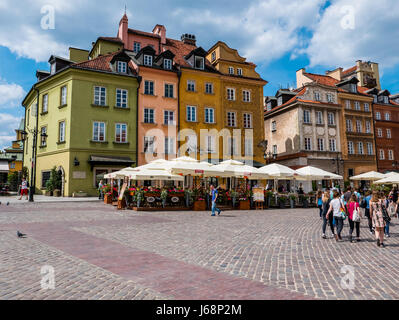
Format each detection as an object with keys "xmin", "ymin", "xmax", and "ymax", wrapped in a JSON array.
[
  {"xmin": 210, "ymin": 185, "xmax": 221, "ymax": 216},
  {"xmin": 364, "ymin": 191, "xmax": 373, "ymax": 234}
]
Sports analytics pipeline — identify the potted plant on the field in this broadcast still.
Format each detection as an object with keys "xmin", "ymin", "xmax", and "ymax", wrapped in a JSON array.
[
  {"xmin": 45, "ymin": 179, "xmax": 54, "ymax": 196},
  {"xmin": 299, "ymin": 194, "xmax": 309, "ymax": 208},
  {"xmin": 230, "ymin": 190, "xmax": 239, "ymax": 208},
  {"xmin": 289, "ymin": 194, "xmax": 296, "ymax": 208},
  {"xmin": 136, "ymin": 189, "xmax": 144, "ymax": 208},
  {"xmin": 278, "ymin": 195, "xmax": 288, "ymax": 209},
  {"xmin": 238, "ymin": 195, "xmax": 250, "ymax": 210},
  {"xmin": 161, "ymin": 189, "xmax": 168, "ymax": 208}
]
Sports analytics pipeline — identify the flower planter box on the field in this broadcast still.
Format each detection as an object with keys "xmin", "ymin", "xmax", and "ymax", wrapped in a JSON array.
[
  {"xmin": 104, "ymin": 194, "xmax": 112, "ymax": 204},
  {"xmin": 193, "ymin": 200, "xmax": 206, "ymax": 211},
  {"xmin": 239, "ymin": 200, "xmax": 250, "ymax": 210},
  {"xmin": 117, "ymin": 198, "xmax": 126, "ymax": 210}
]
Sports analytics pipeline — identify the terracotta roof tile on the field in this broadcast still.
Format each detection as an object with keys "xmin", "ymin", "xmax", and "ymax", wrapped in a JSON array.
[
  {"xmin": 128, "ymin": 28, "xmax": 160, "ymax": 39},
  {"xmin": 303, "ymin": 72, "xmax": 339, "ymax": 87},
  {"xmin": 342, "ymin": 66, "xmax": 357, "ymax": 75},
  {"xmin": 98, "ymin": 37, "xmax": 123, "ymax": 44},
  {"xmin": 164, "ymin": 38, "xmax": 196, "ymax": 68},
  {"xmin": 264, "ymin": 87, "xmax": 306, "ymax": 115}
]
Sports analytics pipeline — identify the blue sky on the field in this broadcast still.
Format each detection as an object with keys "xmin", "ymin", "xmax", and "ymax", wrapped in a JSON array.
[{"xmin": 1, "ymin": 0, "xmax": 399, "ymax": 149}]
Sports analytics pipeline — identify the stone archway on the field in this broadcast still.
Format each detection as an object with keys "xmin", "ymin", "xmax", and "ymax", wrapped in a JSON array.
[{"xmin": 57, "ymin": 166, "xmax": 65, "ymax": 197}]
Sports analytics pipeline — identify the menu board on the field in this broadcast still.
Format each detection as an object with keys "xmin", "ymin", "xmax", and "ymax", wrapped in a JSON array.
[{"xmin": 252, "ymin": 188, "xmax": 264, "ymax": 202}]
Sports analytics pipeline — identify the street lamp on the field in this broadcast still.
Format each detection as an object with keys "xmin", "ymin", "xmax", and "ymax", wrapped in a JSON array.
[
  {"xmin": 264, "ymin": 151, "xmax": 277, "ymax": 164},
  {"xmin": 20, "ymin": 128, "xmax": 48, "ymax": 202}
]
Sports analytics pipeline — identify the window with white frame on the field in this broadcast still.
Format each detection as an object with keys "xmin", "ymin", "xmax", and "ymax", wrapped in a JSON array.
[
  {"xmin": 326, "ymin": 93, "xmax": 333, "ymax": 103},
  {"xmin": 144, "ymin": 136, "xmax": 155, "ymax": 153},
  {"xmin": 227, "ymin": 88, "xmax": 236, "ymax": 101},
  {"xmin": 387, "ymin": 129, "xmax": 392, "ymax": 139},
  {"xmin": 205, "ymin": 82, "xmax": 213, "ymax": 94},
  {"xmin": 204, "ymin": 108, "xmax": 215, "ymax": 124},
  {"xmin": 385, "ymin": 112, "xmax": 391, "ymax": 121},
  {"xmin": 245, "ymin": 138, "xmax": 253, "ymax": 156},
  {"xmin": 115, "ymin": 123, "xmax": 127, "ymax": 143},
  {"xmin": 92, "ymin": 121, "xmax": 105, "ymax": 142},
  {"xmin": 388, "ymin": 150, "xmax": 394, "ymax": 160},
  {"xmin": 304, "ymin": 137, "xmax": 312, "ymax": 151},
  {"xmin": 356, "ymin": 120, "xmax": 362, "ymax": 133},
  {"xmin": 41, "ymin": 127, "xmax": 47, "ymax": 146},
  {"xmin": 358, "ymin": 142, "xmax": 364, "ymax": 155},
  {"xmin": 144, "ymin": 55, "xmax": 153, "ymax": 66},
  {"xmin": 354, "ymin": 101, "xmax": 361, "ymax": 111},
  {"xmin": 164, "ymin": 59, "xmax": 172, "ymax": 70},
  {"xmin": 267, "ymin": 103, "xmax": 272, "ymax": 111},
  {"xmin": 364, "ymin": 103, "xmax": 370, "ymax": 112},
  {"xmin": 377, "ymin": 128, "xmax": 383, "ymax": 137},
  {"xmin": 384, "ymin": 96, "xmax": 389, "ymax": 104},
  {"xmin": 348, "ymin": 141, "xmax": 354, "ymax": 154},
  {"xmin": 316, "ymin": 111, "xmax": 323, "ymax": 125},
  {"xmin": 194, "ymin": 56, "xmax": 204, "ymax": 70},
  {"xmin": 116, "ymin": 89, "xmax": 128, "ymax": 108},
  {"xmin": 187, "ymin": 135, "xmax": 197, "ymax": 153},
  {"xmin": 375, "ymin": 112, "xmax": 381, "ymax": 120},
  {"xmin": 164, "ymin": 137, "xmax": 175, "ymax": 154},
  {"xmin": 365, "ymin": 121, "xmax": 371, "ymax": 133},
  {"xmin": 328, "ymin": 112, "xmax": 335, "ymax": 125},
  {"xmin": 59, "ymin": 121, "xmax": 66, "ymax": 142},
  {"xmin": 314, "ymin": 91, "xmax": 321, "ymax": 101},
  {"xmin": 61, "ymin": 86, "xmax": 67, "ymax": 106},
  {"xmin": 164, "ymin": 83, "xmax": 174, "ymax": 98},
  {"xmin": 144, "ymin": 108, "xmax": 155, "ymax": 123},
  {"xmin": 367, "ymin": 142, "xmax": 373, "ymax": 155},
  {"xmin": 350, "ymin": 84, "xmax": 357, "ymax": 93},
  {"xmin": 243, "ymin": 113, "xmax": 252, "ymax": 128},
  {"xmin": 271, "ymin": 121, "xmax": 276, "ymax": 132},
  {"xmin": 228, "ymin": 66, "xmax": 234, "ymax": 75},
  {"xmin": 187, "ymin": 80, "xmax": 196, "ymax": 92},
  {"xmin": 164, "ymin": 110, "xmax": 174, "ymax": 125},
  {"xmin": 51, "ymin": 63, "xmax": 56, "ymax": 75},
  {"xmin": 243, "ymin": 90, "xmax": 251, "ymax": 102},
  {"xmin": 345, "ymin": 100, "xmax": 351, "ymax": 109},
  {"xmin": 227, "ymin": 111, "xmax": 236, "ymax": 127},
  {"xmin": 329, "ymin": 139, "xmax": 336, "ymax": 152},
  {"xmin": 237, "ymin": 68, "xmax": 243, "ymax": 76},
  {"xmin": 346, "ymin": 119, "xmax": 353, "ymax": 132},
  {"xmin": 379, "ymin": 149, "xmax": 385, "ymax": 160},
  {"xmin": 144, "ymin": 80, "xmax": 154, "ymax": 95},
  {"xmin": 205, "ymin": 135, "xmax": 216, "ymax": 153},
  {"xmin": 373, "ymin": 95, "xmax": 378, "ymax": 103},
  {"xmin": 317, "ymin": 138, "xmax": 324, "ymax": 151},
  {"xmin": 94, "ymin": 86, "xmax": 106, "ymax": 106},
  {"xmin": 227, "ymin": 137, "xmax": 238, "ymax": 156},
  {"xmin": 42, "ymin": 94, "xmax": 48, "ymax": 113},
  {"xmin": 303, "ymin": 110, "xmax": 311, "ymax": 124},
  {"xmin": 272, "ymin": 145, "xmax": 277, "ymax": 155},
  {"xmin": 117, "ymin": 61, "xmax": 127, "ymax": 73},
  {"xmin": 186, "ymin": 106, "xmax": 197, "ymax": 122},
  {"xmin": 133, "ymin": 42, "xmax": 141, "ymax": 53},
  {"xmin": 277, "ymin": 96, "xmax": 283, "ymax": 106}
]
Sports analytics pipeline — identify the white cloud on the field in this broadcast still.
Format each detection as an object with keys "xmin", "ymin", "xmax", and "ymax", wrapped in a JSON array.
[
  {"xmin": 0, "ymin": 81, "xmax": 25, "ymax": 107},
  {"xmin": 306, "ymin": 0, "xmax": 399, "ymax": 69},
  {"xmin": 0, "ymin": 113, "xmax": 21, "ymax": 149}
]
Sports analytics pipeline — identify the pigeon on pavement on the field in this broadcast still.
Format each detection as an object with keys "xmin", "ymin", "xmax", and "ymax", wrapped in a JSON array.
[
  {"xmin": 17, "ymin": 231, "xmax": 26, "ymax": 238},
  {"xmin": 6, "ymin": 202, "xmax": 9, "ymax": 206}
]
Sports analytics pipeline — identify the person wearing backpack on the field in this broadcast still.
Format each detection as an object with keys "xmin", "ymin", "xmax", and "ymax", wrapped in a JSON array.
[
  {"xmin": 347, "ymin": 194, "xmax": 361, "ymax": 242},
  {"xmin": 327, "ymin": 191, "xmax": 346, "ymax": 242},
  {"xmin": 370, "ymin": 191, "xmax": 386, "ymax": 247}
]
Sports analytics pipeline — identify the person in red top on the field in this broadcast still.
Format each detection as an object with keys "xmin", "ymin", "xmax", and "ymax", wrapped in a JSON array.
[{"xmin": 347, "ymin": 194, "xmax": 361, "ymax": 242}]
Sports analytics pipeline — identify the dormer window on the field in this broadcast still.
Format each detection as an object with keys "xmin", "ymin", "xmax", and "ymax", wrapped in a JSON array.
[
  {"xmin": 383, "ymin": 96, "xmax": 389, "ymax": 104},
  {"xmin": 350, "ymin": 84, "xmax": 357, "ymax": 93},
  {"xmin": 194, "ymin": 56, "xmax": 204, "ymax": 70},
  {"xmin": 277, "ymin": 96, "xmax": 283, "ymax": 106},
  {"xmin": 51, "ymin": 63, "xmax": 56, "ymax": 75},
  {"xmin": 133, "ymin": 42, "xmax": 141, "ymax": 53},
  {"xmin": 164, "ymin": 59, "xmax": 172, "ymax": 70},
  {"xmin": 373, "ymin": 95, "xmax": 378, "ymax": 103},
  {"xmin": 144, "ymin": 55, "xmax": 153, "ymax": 66},
  {"xmin": 117, "ymin": 61, "xmax": 127, "ymax": 73}
]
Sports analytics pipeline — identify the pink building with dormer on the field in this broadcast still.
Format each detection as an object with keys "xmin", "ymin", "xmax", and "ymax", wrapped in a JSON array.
[{"xmin": 117, "ymin": 14, "xmax": 178, "ymax": 166}]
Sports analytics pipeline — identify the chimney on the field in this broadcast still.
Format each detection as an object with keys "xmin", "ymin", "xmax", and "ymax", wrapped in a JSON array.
[
  {"xmin": 153, "ymin": 25, "xmax": 166, "ymax": 45},
  {"xmin": 181, "ymin": 34, "xmax": 196, "ymax": 46},
  {"xmin": 326, "ymin": 67, "xmax": 343, "ymax": 81},
  {"xmin": 117, "ymin": 14, "xmax": 128, "ymax": 48},
  {"xmin": 296, "ymin": 68, "xmax": 306, "ymax": 89}
]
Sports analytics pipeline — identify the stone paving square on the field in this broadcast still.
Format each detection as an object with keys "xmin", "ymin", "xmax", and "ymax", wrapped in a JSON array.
[{"xmin": 0, "ymin": 200, "xmax": 398, "ymax": 300}]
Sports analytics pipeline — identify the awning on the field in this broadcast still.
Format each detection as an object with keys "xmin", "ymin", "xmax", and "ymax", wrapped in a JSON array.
[
  {"xmin": 88, "ymin": 155, "xmax": 135, "ymax": 170},
  {"xmin": 0, "ymin": 160, "xmax": 9, "ymax": 173}
]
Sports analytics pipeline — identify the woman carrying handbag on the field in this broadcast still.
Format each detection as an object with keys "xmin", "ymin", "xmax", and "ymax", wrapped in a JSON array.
[
  {"xmin": 347, "ymin": 194, "xmax": 361, "ymax": 243},
  {"xmin": 327, "ymin": 191, "xmax": 347, "ymax": 242},
  {"xmin": 370, "ymin": 191, "xmax": 386, "ymax": 248}
]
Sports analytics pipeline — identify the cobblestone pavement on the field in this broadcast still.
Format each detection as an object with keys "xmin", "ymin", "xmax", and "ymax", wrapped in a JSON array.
[{"xmin": 0, "ymin": 201, "xmax": 398, "ymax": 300}]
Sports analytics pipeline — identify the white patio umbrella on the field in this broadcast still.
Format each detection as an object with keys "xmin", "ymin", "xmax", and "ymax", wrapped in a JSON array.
[
  {"xmin": 373, "ymin": 172, "xmax": 399, "ymax": 185},
  {"xmin": 212, "ymin": 159, "xmax": 263, "ymax": 179},
  {"xmin": 350, "ymin": 171, "xmax": 386, "ymax": 181},
  {"xmin": 104, "ymin": 167, "xmax": 139, "ymax": 179},
  {"xmin": 166, "ymin": 157, "xmax": 222, "ymax": 177},
  {"xmin": 295, "ymin": 166, "xmax": 343, "ymax": 180},
  {"xmin": 258, "ymin": 163, "xmax": 297, "ymax": 180},
  {"xmin": 126, "ymin": 168, "xmax": 184, "ymax": 181}
]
